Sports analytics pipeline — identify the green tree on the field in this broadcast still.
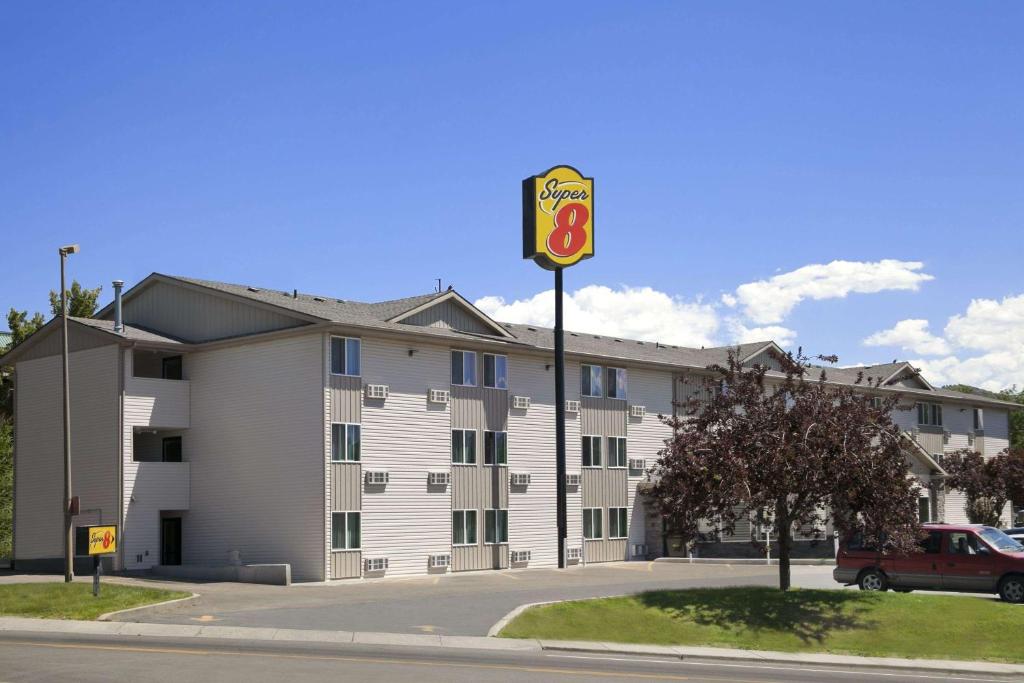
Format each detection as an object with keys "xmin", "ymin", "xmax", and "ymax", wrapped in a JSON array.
[
  {"xmin": 48, "ymin": 281, "xmax": 102, "ymax": 319},
  {"xmin": 6, "ymin": 309, "xmax": 45, "ymax": 347},
  {"xmin": 997, "ymin": 387, "xmax": 1024, "ymax": 451}
]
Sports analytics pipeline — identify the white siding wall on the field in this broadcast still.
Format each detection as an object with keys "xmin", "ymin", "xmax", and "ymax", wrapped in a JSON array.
[
  {"xmin": 626, "ymin": 367, "xmax": 674, "ymax": 553},
  {"xmin": 14, "ymin": 345, "xmax": 119, "ymax": 561},
  {"xmin": 565, "ymin": 360, "xmax": 583, "ymax": 555},
  {"xmin": 184, "ymin": 334, "xmax": 325, "ymax": 580},
  {"xmin": 360, "ymin": 339, "xmax": 451, "ymax": 576},
  {"xmin": 507, "ymin": 355, "xmax": 557, "ymax": 568}
]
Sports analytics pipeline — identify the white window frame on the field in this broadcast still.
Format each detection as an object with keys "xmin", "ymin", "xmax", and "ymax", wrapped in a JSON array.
[
  {"xmin": 452, "ymin": 509, "xmax": 478, "ymax": 546},
  {"xmin": 583, "ymin": 507, "xmax": 603, "ymax": 540},
  {"xmin": 451, "ymin": 350, "xmax": 478, "ymax": 387},
  {"xmin": 484, "ymin": 509, "xmax": 509, "ymax": 545},
  {"xmin": 331, "ymin": 511, "xmax": 361, "ymax": 550},
  {"xmin": 582, "ymin": 435, "xmax": 602, "ymax": 468},
  {"xmin": 581, "ymin": 364, "xmax": 603, "ymax": 397},
  {"xmin": 452, "ymin": 429, "xmax": 477, "ymax": 464},
  {"xmin": 608, "ymin": 507, "xmax": 628, "ymax": 539},
  {"xmin": 483, "ymin": 353, "xmax": 508, "ymax": 390},
  {"xmin": 330, "ymin": 336, "xmax": 361, "ymax": 377},
  {"xmin": 331, "ymin": 423, "xmax": 361, "ymax": 463},
  {"xmin": 484, "ymin": 430, "xmax": 507, "ymax": 466},
  {"xmin": 606, "ymin": 367, "xmax": 627, "ymax": 400},
  {"xmin": 608, "ymin": 437, "xmax": 627, "ymax": 468}
]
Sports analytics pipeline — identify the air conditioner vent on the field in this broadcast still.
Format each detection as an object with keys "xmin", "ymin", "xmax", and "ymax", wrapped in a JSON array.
[
  {"xmin": 365, "ymin": 384, "xmax": 389, "ymax": 400},
  {"xmin": 365, "ymin": 470, "xmax": 389, "ymax": 486},
  {"xmin": 628, "ymin": 458, "xmax": 646, "ymax": 472},
  {"xmin": 428, "ymin": 389, "xmax": 450, "ymax": 404},
  {"xmin": 429, "ymin": 554, "xmax": 451, "ymax": 568},
  {"xmin": 427, "ymin": 471, "xmax": 450, "ymax": 486},
  {"xmin": 566, "ymin": 547, "xmax": 582, "ymax": 561},
  {"xmin": 630, "ymin": 405, "xmax": 646, "ymax": 418},
  {"xmin": 631, "ymin": 543, "xmax": 647, "ymax": 558},
  {"xmin": 565, "ymin": 399, "xmax": 580, "ymax": 414},
  {"xmin": 511, "ymin": 550, "xmax": 531, "ymax": 563},
  {"xmin": 513, "ymin": 395, "xmax": 531, "ymax": 410},
  {"xmin": 510, "ymin": 472, "xmax": 531, "ymax": 487},
  {"xmin": 565, "ymin": 473, "xmax": 581, "ymax": 487},
  {"xmin": 364, "ymin": 557, "xmax": 388, "ymax": 572}
]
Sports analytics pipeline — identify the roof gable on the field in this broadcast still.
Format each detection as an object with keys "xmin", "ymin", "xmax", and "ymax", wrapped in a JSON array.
[{"xmin": 388, "ymin": 291, "xmax": 515, "ymax": 338}]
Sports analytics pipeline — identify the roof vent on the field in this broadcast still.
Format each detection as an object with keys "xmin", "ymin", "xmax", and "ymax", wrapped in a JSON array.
[
  {"xmin": 527, "ymin": 327, "xmax": 537, "ymax": 332},
  {"xmin": 293, "ymin": 289, "xmax": 298, "ymax": 299},
  {"xmin": 313, "ymin": 297, "xmax": 325, "ymax": 302},
  {"xmin": 247, "ymin": 286, "xmax": 261, "ymax": 293},
  {"xmin": 112, "ymin": 280, "xmax": 124, "ymax": 333}
]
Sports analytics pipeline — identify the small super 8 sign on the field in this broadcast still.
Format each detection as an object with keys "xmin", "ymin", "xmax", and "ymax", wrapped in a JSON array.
[
  {"xmin": 522, "ymin": 165, "xmax": 594, "ymax": 270},
  {"xmin": 87, "ymin": 525, "xmax": 117, "ymax": 555}
]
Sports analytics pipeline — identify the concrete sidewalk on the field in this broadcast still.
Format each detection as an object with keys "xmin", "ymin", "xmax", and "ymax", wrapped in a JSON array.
[{"xmin": 1, "ymin": 616, "xmax": 1022, "ymax": 677}]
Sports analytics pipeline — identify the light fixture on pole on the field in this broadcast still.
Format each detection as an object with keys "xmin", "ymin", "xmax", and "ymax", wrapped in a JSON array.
[{"xmin": 59, "ymin": 243, "xmax": 79, "ymax": 582}]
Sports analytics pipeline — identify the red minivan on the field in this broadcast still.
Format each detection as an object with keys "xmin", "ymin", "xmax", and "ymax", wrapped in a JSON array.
[{"xmin": 834, "ymin": 523, "xmax": 1024, "ymax": 603}]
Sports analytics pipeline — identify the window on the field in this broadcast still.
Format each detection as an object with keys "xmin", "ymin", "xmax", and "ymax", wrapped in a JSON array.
[
  {"xmin": 608, "ymin": 437, "xmax": 627, "ymax": 468},
  {"xmin": 974, "ymin": 408, "xmax": 984, "ymax": 431},
  {"xmin": 948, "ymin": 532, "xmax": 982, "ymax": 556},
  {"xmin": 581, "ymin": 364, "xmax": 603, "ymax": 397},
  {"xmin": 331, "ymin": 337, "xmax": 361, "ymax": 376},
  {"xmin": 452, "ymin": 429, "xmax": 477, "ymax": 464},
  {"xmin": 918, "ymin": 496, "xmax": 931, "ymax": 523},
  {"xmin": 451, "ymin": 350, "xmax": 477, "ymax": 386},
  {"xmin": 916, "ymin": 402, "xmax": 942, "ymax": 427},
  {"xmin": 583, "ymin": 508, "xmax": 603, "ymax": 539},
  {"xmin": 453, "ymin": 510, "xmax": 478, "ymax": 545},
  {"xmin": 483, "ymin": 354, "xmax": 508, "ymax": 389},
  {"xmin": 485, "ymin": 509, "xmax": 508, "ymax": 544},
  {"xmin": 484, "ymin": 431, "xmax": 507, "ymax": 465},
  {"xmin": 331, "ymin": 511, "xmax": 361, "ymax": 550},
  {"xmin": 582, "ymin": 435, "xmax": 602, "ymax": 467},
  {"xmin": 331, "ymin": 423, "xmax": 361, "ymax": 462},
  {"xmin": 162, "ymin": 436, "xmax": 182, "ymax": 463},
  {"xmin": 609, "ymin": 507, "xmax": 628, "ymax": 539},
  {"xmin": 606, "ymin": 367, "xmax": 627, "ymax": 399},
  {"xmin": 917, "ymin": 530, "xmax": 942, "ymax": 554}
]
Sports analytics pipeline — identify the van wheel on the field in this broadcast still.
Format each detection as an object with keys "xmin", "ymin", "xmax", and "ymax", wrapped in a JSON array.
[
  {"xmin": 998, "ymin": 576, "xmax": 1024, "ymax": 604},
  {"xmin": 858, "ymin": 569, "xmax": 888, "ymax": 592}
]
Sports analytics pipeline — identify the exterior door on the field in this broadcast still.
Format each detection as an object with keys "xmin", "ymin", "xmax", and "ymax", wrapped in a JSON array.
[
  {"xmin": 942, "ymin": 531, "xmax": 997, "ymax": 592},
  {"xmin": 161, "ymin": 517, "xmax": 182, "ymax": 566},
  {"xmin": 893, "ymin": 530, "xmax": 942, "ymax": 588}
]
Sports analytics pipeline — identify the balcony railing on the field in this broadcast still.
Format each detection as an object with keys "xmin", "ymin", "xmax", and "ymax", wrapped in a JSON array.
[{"xmin": 125, "ymin": 377, "xmax": 190, "ymax": 428}]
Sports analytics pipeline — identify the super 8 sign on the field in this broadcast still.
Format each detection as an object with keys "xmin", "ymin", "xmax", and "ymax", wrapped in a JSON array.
[
  {"xmin": 87, "ymin": 525, "xmax": 117, "ymax": 555},
  {"xmin": 522, "ymin": 165, "xmax": 594, "ymax": 270}
]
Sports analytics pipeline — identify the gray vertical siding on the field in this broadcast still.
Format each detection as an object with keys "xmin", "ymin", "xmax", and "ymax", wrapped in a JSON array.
[
  {"xmin": 329, "ymin": 374, "xmax": 361, "ymax": 423},
  {"xmin": 452, "ymin": 466, "xmax": 508, "ymax": 509},
  {"xmin": 580, "ymin": 397, "xmax": 626, "ymax": 436},
  {"xmin": 450, "ymin": 385, "xmax": 508, "ymax": 431},
  {"xmin": 582, "ymin": 469, "xmax": 627, "ymax": 507},
  {"xmin": 585, "ymin": 539, "xmax": 627, "ymax": 563},
  {"xmin": 453, "ymin": 543, "xmax": 508, "ymax": 571},
  {"xmin": 402, "ymin": 300, "xmax": 494, "ymax": 335},
  {"xmin": 331, "ymin": 464, "xmax": 362, "ymax": 510},
  {"xmin": 331, "ymin": 551, "xmax": 361, "ymax": 579}
]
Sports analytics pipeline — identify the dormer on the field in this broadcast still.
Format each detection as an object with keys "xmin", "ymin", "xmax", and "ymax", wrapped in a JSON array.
[{"xmin": 387, "ymin": 290, "xmax": 515, "ymax": 338}]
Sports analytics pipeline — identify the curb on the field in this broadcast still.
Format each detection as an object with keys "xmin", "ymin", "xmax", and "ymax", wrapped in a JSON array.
[
  {"xmin": 654, "ymin": 557, "xmax": 836, "ymax": 566},
  {"xmin": 97, "ymin": 592, "xmax": 200, "ymax": 622}
]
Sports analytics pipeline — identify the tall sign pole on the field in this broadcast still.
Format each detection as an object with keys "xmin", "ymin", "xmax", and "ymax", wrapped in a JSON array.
[
  {"xmin": 523, "ymin": 165, "xmax": 594, "ymax": 568},
  {"xmin": 58, "ymin": 243, "xmax": 80, "ymax": 582}
]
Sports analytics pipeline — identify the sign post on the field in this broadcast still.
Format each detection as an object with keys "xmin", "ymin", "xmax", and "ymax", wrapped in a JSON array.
[
  {"xmin": 85, "ymin": 525, "xmax": 117, "ymax": 597},
  {"xmin": 522, "ymin": 165, "xmax": 594, "ymax": 568}
]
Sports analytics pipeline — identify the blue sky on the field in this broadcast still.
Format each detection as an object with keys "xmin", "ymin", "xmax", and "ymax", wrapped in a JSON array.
[{"xmin": 2, "ymin": 3, "xmax": 1022, "ymax": 388}]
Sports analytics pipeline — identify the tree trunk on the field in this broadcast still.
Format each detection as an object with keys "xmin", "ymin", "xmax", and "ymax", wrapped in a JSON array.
[{"xmin": 776, "ymin": 499, "xmax": 791, "ymax": 591}]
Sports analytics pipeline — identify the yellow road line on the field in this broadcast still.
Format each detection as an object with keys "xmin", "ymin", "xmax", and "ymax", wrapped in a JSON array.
[{"xmin": 2, "ymin": 640, "xmax": 694, "ymax": 680}]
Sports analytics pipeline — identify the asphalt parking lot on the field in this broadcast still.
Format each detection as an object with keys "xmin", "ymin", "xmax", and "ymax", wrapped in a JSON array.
[{"xmin": 68, "ymin": 561, "xmax": 843, "ymax": 635}]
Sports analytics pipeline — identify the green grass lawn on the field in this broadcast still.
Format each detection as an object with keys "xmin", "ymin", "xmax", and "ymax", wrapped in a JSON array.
[
  {"xmin": 0, "ymin": 583, "xmax": 189, "ymax": 620},
  {"xmin": 500, "ymin": 587, "xmax": 1024, "ymax": 663}
]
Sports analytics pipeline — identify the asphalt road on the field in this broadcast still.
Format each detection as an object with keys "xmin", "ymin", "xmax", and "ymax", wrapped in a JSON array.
[
  {"xmin": 0, "ymin": 632, "xmax": 1012, "ymax": 683},
  {"xmin": 105, "ymin": 562, "xmax": 843, "ymax": 635}
]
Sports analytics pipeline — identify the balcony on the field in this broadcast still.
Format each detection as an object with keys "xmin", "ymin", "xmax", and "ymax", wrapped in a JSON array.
[
  {"xmin": 130, "ymin": 461, "xmax": 190, "ymax": 510},
  {"xmin": 125, "ymin": 377, "xmax": 190, "ymax": 429}
]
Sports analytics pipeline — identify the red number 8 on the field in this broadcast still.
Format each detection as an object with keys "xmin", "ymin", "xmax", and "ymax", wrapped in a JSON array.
[{"xmin": 546, "ymin": 202, "xmax": 589, "ymax": 258}]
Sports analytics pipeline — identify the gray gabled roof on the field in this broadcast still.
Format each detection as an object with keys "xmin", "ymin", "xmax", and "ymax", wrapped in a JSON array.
[{"xmin": 70, "ymin": 317, "xmax": 185, "ymax": 345}]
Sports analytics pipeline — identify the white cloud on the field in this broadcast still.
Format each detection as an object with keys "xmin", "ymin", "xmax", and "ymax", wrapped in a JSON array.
[
  {"xmin": 728, "ymin": 320, "xmax": 797, "ymax": 347},
  {"xmin": 863, "ymin": 319, "xmax": 951, "ymax": 356},
  {"xmin": 730, "ymin": 259, "xmax": 934, "ymax": 324},
  {"xmin": 864, "ymin": 294, "xmax": 1024, "ymax": 392},
  {"xmin": 475, "ymin": 285, "xmax": 720, "ymax": 348}
]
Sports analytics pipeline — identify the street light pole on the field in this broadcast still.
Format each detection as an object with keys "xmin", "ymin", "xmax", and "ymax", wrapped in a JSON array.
[{"xmin": 59, "ymin": 243, "xmax": 79, "ymax": 582}]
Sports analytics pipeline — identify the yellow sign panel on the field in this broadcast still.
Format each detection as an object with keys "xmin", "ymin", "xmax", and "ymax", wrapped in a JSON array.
[
  {"xmin": 522, "ymin": 165, "xmax": 594, "ymax": 270},
  {"xmin": 87, "ymin": 525, "xmax": 117, "ymax": 555}
]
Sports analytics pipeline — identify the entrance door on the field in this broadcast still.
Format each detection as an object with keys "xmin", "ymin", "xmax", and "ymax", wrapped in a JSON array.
[
  {"xmin": 942, "ymin": 531, "xmax": 997, "ymax": 592},
  {"xmin": 161, "ymin": 517, "xmax": 182, "ymax": 566}
]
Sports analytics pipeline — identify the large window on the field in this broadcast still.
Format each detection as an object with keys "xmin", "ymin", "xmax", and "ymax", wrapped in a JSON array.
[
  {"xmin": 582, "ymin": 435, "xmax": 602, "ymax": 467},
  {"xmin": 916, "ymin": 402, "xmax": 943, "ymax": 427},
  {"xmin": 609, "ymin": 507, "xmax": 628, "ymax": 539},
  {"xmin": 606, "ymin": 367, "xmax": 627, "ymax": 400},
  {"xmin": 452, "ymin": 429, "xmax": 477, "ymax": 464},
  {"xmin": 331, "ymin": 337, "xmax": 361, "ymax": 376},
  {"xmin": 331, "ymin": 511, "xmax": 361, "ymax": 550},
  {"xmin": 451, "ymin": 350, "xmax": 477, "ymax": 386},
  {"xmin": 483, "ymin": 354, "xmax": 508, "ymax": 389},
  {"xmin": 162, "ymin": 436, "xmax": 182, "ymax": 463},
  {"xmin": 484, "ymin": 431, "xmax": 507, "ymax": 465},
  {"xmin": 974, "ymin": 408, "xmax": 984, "ymax": 431},
  {"xmin": 581, "ymin": 364, "xmax": 603, "ymax": 397},
  {"xmin": 485, "ymin": 509, "xmax": 509, "ymax": 544},
  {"xmin": 453, "ymin": 510, "xmax": 478, "ymax": 545},
  {"xmin": 608, "ymin": 437, "xmax": 627, "ymax": 468},
  {"xmin": 331, "ymin": 423, "xmax": 361, "ymax": 462},
  {"xmin": 583, "ymin": 508, "xmax": 603, "ymax": 539}
]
